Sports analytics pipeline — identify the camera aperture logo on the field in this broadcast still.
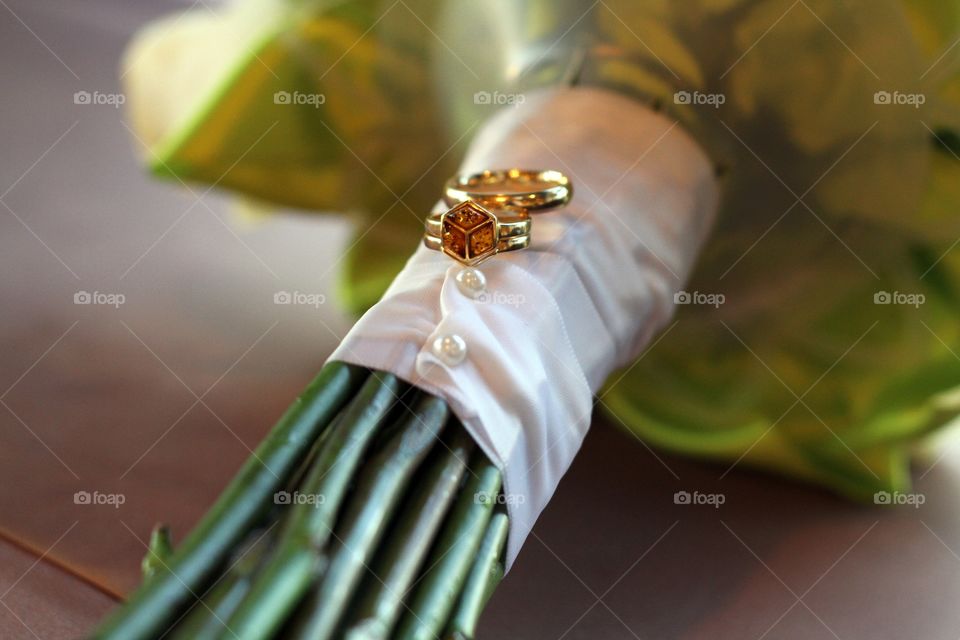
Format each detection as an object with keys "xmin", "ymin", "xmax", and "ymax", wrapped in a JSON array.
[
  {"xmin": 74, "ymin": 490, "xmax": 126, "ymax": 509},
  {"xmin": 874, "ymin": 90, "xmax": 925, "ymax": 109},
  {"xmin": 674, "ymin": 490, "xmax": 725, "ymax": 508},
  {"xmin": 674, "ymin": 90, "xmax": 725, "ymax": 108},
  {"xmin": 674, "ymin": 290, "xmax": 725, "ymax": 308},
  {"xmin": 273, "ymin": 91, "xmax": 326, "ymax": 108},
  {"xmin": 274, "ymin": 490, "xmax": 325, "ymax": 505},
  {"xmin": 74, "ymin": 290, "xmax": 125, "ymax": 308},
  {"xmin": 73, "ymin": 90, "xmax": 125, "ymax": 108},
  {"xmin": 874, "ymin": 490, "xmax": 925, "ymax": 508},
  {"xmin": 473, "ymin": 91, "xmax": 525, "ymax": 107},
  {"xmin": 874, "ymin": 290, "xmax": 924, "ymax": 308},
  {"xmin": 274, "ymin": 290, "xmax": 326, "ymax": 308}
]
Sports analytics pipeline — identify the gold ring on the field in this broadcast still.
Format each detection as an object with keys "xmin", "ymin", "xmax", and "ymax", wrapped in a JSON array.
[
  {"xmin": 423, "ymin": 234, "xmax": 529, "ymax": 256},
  {"xmin": 424, "ymin": 210, "xmax": 531, "ymax": 240},
  {"xmin": 444, "ymin": 169, "xmax": 572, "ymax": 213},
  {"xmin": 422, "ymin": 201, "xmax": 530, "ymax": 266}
]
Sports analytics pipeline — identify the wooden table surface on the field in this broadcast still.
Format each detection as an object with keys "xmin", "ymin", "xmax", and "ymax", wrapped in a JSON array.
[{"xmin": 3, "ymin": 2, "xmax": 960, "ymax": 639}]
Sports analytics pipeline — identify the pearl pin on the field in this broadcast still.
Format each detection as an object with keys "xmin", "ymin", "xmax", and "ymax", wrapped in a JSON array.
[
  {"xmin": 432, "ymin": 333, "xmax": 467, "ymax": 366},
  {"xmin": 455, "ymin": 267, "xmax": 487, "ymax": 299}
]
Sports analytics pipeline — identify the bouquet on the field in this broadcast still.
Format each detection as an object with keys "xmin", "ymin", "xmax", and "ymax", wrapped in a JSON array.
[{"xmin": 93, "ymin": 0, "xmax": 960, "ymax": 637}]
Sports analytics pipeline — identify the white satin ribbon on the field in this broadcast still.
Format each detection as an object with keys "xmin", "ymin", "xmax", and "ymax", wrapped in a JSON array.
[{"xmin": 329, "ymin": 86, "xmax": 719, "ymax": 569}]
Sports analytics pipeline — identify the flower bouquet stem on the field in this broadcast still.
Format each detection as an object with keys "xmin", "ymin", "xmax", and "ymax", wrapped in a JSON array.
[{"xmin": 90, "ymin": 362, "xmax": 507, "ymax": 640}]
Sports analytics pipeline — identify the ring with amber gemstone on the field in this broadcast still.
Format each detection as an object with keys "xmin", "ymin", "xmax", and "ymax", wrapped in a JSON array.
[
  {"xmin": 424, "ymin": 208, "xmax": 530, "ymax": 240},
  {"xmin": 423, "ymin": 200, "xmax": 530, "ymax": 266},
  {"xmin": 444, "ymin": 169, "xmax": 572, "ymax": 213}
]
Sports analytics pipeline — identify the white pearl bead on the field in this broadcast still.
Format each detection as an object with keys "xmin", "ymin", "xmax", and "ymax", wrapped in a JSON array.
[
  {"xmin": 455, "ymin": 267, "xmax": 487, "ymax": 299},
  {"xmin": 432, "ymin": 333, "xmax": 467, "ymax": 366}
]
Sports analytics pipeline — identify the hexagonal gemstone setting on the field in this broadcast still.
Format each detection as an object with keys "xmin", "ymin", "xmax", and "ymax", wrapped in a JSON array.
[{"xmin": 440, "ymin": 201, "xmax": 499, "ymax": 265}]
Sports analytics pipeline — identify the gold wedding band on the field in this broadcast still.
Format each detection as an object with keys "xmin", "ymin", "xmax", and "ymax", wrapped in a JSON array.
[
  {"xmin": 444, "ymin": 169, "xmax": 572, "ymax": 213},
  {"xmin": 423, "ymin": 201, "xmax": 529, "ymax": 266}
]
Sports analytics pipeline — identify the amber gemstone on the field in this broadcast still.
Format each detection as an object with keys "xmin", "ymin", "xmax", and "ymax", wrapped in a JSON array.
[
  {"xmin": 442, "ymin": 223, "xmax": 467, "ymax": 259},
  {"xmin": 449, "ymin": 206, "xmax": 487, "ymax": 229},
  {"xmin": 440, "ymin": 201, "xmax": 498, "ymax": 264},
  {"xmin": 470, "ymin": 222, "xmax": 495, "ymax": 255}
]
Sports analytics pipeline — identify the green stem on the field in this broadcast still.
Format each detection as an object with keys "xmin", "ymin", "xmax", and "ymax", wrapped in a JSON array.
[
  {"xmin": 394, "ymin": 455, "xmax": 502, "ymax": 640},
  {"xmin": 92, "ymin": 362, "xmax": 367, "ymax": 640},
  {"xmin": 217, "ymin": 371, "xmax": 402, "ymax": 640},
  {"xmin": 444, "ymin": 512, "xmax": 508, "ymax": 640},
  {"xmin": 141, "ymin": 524, "xmax": 173, "ymax": 581},
  {"xmin": 343, "ymin": 427, "xmax": 475, "ymax": 640},
  {"xmin": 288, "ymin": 394, "xmax": 450, "ymax": 640},
  {"xmin": 169, "ymin": 525, "xmax": 275, "ymax": 640}
]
